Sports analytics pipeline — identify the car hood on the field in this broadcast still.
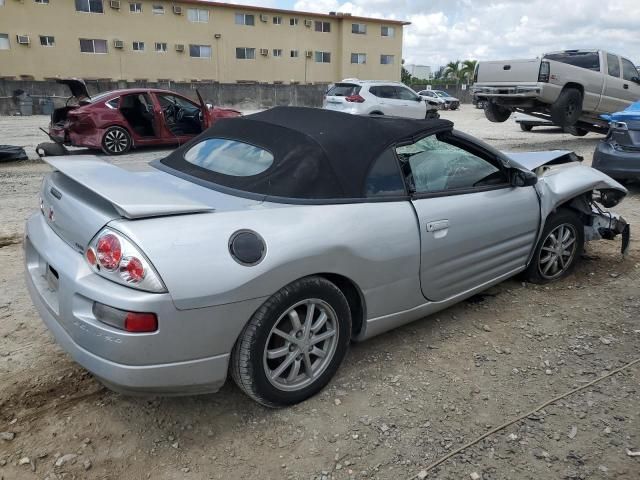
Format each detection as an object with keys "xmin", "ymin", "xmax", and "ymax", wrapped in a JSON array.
[
  {"xmin": 505, "ymin": 150, "xmax": 581, "ymax": 171},
  {"xmin": 56, "ymin": 78, "xmax": 91, "ymax": 102},
  {"xmin": 601, "ymin": 101, "xmax": 640, "ymax": 123}
]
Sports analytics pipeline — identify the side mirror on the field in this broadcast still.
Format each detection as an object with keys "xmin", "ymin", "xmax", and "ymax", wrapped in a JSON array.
[{"xmin": 511, "ymin": 168, "xmax": 537, "ymax": 187}]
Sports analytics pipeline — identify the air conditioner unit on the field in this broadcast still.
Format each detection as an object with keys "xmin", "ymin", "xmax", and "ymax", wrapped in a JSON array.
[
  {"xmin": 175, "ymin": 44, "xmax": 184, "ymax": 52},
  {"xmin": 259, "ymin": 48, "xmax": 269, "ymax": 56},
  {"xmin": 173, "ymin": 5, "xmax": 182, "ymax": 15},
  {"xmin": 260, "ymin": 14, "xmax": 268, "ymax": 22},
  {"xmin": 16, "ymin": 35, "xmax": 30, "ymax": 45},
  {"xmin": 113, "ymin": 39, "xmax": 124, "ymax": 49},
  {"xmin": 109, "ymin": 0, "xmax": 121, "ymax": 9},
  {"xmin": 304, "ymin": 19, "xmax": 312, "ymax": 27},
  {"xmin": 305, "ymin": 50, "xmax": 313, "ymax": 58}
]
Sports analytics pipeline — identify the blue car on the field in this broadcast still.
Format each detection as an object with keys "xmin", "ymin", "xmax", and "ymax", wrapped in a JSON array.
[{"xmin": 593, "ymin": 102, "xmax": 640, "ymax": 181}]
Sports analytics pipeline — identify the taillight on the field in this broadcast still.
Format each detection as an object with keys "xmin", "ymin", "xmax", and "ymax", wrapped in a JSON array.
[
  {"xmin": 538, "ymin": 61, "xmax": 550, "ymax": 82},
  {"xmin": 345, "ymin": 94, "xmax": 365, "ymax": 103},
  {"xmin": 124, "ymin": 312, "xmax": 158, "ymax": 333},
  {"xmin": 93, "ymin": 302, "xmax": 158, "ymax": 333},
  {"xmin": 86, "ymin": 228, "xmax": 166, "ymax": 293}
]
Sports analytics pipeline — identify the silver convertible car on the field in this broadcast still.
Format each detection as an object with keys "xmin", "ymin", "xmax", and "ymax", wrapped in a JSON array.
[{"xmin": 25, "ymin": 107, "xmax": 629, "ymax": 407}]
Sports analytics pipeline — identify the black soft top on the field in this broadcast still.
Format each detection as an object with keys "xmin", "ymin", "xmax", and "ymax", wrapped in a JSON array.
[{"xmin": 160, "ymin": 106, "xmax": 453, "ymax": 201}]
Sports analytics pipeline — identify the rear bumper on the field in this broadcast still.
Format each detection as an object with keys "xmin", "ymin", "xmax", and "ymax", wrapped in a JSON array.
[
  {"xmin": 48, "ymin": 125, "xmax": 103, "ymax": 150},
  {"xmin": 473, "ymin": 83, "xmax": 559, "ymax": 105},
  {"xmin": 24, "ymin": 212, "xmax": 263, "ymax": 395},
  {"xmin": 592, "ymin": 141, "xmax": 640, "ymax": 180}
]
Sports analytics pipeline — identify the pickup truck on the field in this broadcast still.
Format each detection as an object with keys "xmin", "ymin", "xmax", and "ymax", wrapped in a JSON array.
[{"xmin": 472, "ymin": 50, "xmax": 640, "ymax": 134}]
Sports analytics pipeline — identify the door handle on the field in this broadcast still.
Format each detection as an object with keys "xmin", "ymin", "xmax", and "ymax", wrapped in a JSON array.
[
  {"xmin": 426, "ymin": 220, "xmax": 449, "ymax": 232},
  {"xmin": 624, "ymin": 84, "xmax": 629, "ymax": 89}
]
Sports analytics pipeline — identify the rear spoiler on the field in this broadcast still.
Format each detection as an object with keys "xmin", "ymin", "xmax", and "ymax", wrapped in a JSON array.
[{"xmin": 44, "ymin": 156, "xmax": 214, "ymax": 219}]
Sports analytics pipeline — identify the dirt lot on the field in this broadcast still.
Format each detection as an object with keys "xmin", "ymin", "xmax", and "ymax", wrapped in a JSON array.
[{"xmin": 1, "ymin": 109, "xmax": 639, "ymax": 480}]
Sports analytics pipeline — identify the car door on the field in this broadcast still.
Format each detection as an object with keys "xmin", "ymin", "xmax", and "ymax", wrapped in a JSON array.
[
  {"xmin": 195, "ymin": 89, "xmax": 211, "ymax": 129},
  {"xmin": 369, "ymin": 85, "xmax": 397, "ymax": 115},
  {"xmin": 620, "ymin": 58, "xmax": 640, "ymax": 105},
  {"xmin": 397, "ymin": 133, "xmax": 540, "ymax": 302},
  {"xmin": 393, "ymin": 86, "xmax": 426, "ymax": 119},
  {"xmin": 599, "ymin": 53, "xmax": 628, "ymax": 113}
]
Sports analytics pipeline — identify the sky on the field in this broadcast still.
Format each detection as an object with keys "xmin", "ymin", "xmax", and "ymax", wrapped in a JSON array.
[{"xmin": 215, "ymin": 0, "xmax": 640, "ymax": 68}]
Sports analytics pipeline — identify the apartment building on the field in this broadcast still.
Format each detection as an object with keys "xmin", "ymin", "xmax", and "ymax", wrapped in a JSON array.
[{"xmin": 0, "ymin": 0, "xmax": 408, "ymax": 83}]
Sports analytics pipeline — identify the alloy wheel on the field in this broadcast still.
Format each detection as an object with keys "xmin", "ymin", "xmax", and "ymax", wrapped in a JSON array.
[
  {"xmin": 263, "ymin": 299, "xmax": 339, "ymax": 392},
  {"xmin": 538, "ymin": 223, "xmax": 578, "ymax": 280},
  {"xmin": 104, "ymin": 129, "xmax": 129, "ymax": 154}
]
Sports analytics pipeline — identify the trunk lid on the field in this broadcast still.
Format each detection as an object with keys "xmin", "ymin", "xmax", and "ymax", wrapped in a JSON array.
[
  {"xmin": 476, "ymin": 58, "xmax": 542, "ymax": 84},
  {"xmin": 40, "ymin": 156, "xmax": 259, "ymax": 252},
  {"xmin": 57, "ymin": 78, "xmax": 91, "ymax": 103}
]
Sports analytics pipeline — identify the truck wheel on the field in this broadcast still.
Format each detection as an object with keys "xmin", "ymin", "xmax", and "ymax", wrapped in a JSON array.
[
  {"xmin": 520, "ymin": 123, "xmax": 534, "ymax": 132},
  {"xmin": 550, "ymin": 88, "xmax": 582, "ymax": 127},
  {"xmin": 484, "ymin": 102, "xmax": 511, "ymax": 122},
  {"xmin": 565, "ymin": 126, "xmax": 589, "ymax": 137}
]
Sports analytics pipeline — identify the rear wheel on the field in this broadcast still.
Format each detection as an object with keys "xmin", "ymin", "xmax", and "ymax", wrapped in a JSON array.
[
  {"xmin": 524, "ymin": 209, "xmax": 584, "ymax": 284},
  {"xmin": 101, "ymin": 126, "xmax": 132, "ymax": 155},
  {"xmin": 484, "ymin": 102, "xmax": 511, "ymax": 122},
  {"xmin": 520, "ymin": 123, "xmax": 534, "ymax": 132},
  {"xmin": 565, "ymin": 126, "xmax": 589, "ymax": 137},
  {"xmin": 426, "ymin": 110, "xmax": 440, "ymax": 119},
  {"xmin": 550, "ymin": 88, "xmax": 583, "ymax": 127},
  {"xmin": 231, "ymin": 276, "xmax": 351, "ymax": 407}
]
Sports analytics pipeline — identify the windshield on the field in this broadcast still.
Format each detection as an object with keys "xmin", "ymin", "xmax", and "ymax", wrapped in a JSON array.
[
  {"xmin": 184, "ymin": 138, "xmax": 274, "ymax": 177},
  {"xmin": 434, "ymin": 91, "xmax": 451, "ymax": 98},
  {"xmin": 89, "ymin": 91, "xmax": 118, "ymax": 103},
  {"xmin": 326, "ymin": 83, "xmax": 361, "ymax": 97}
]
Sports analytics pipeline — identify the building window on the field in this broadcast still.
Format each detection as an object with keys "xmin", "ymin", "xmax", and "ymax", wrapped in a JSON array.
[
  {"xmin": 75, "ymin": 0, "xmax": 104, "ymax": 14},
  {"xmin": 189, "ymin": 44, "xmax": 211, "ymax": 58},
  {"xmin": 352, "ymin": 23, "xmax": 366, "ymax": 34},
  {"xmin": 129, "ymin": 2, "xmax": 141, "ymax": 13},
  {"xmin": 351, "ymin": 53, "xmax": 366, "ymax": 64},
  {"xmin": 290, "ymin": 49, "xmax": 298, "ymax": 58},
  {"xmin": 290, "ymin": 18, "xmax": 298, "ymax": 26},
  {"xmin": 152, "ymin": 4, "xmax": 164, "ymax": 14},
  {"xmin": 235, "ymin": 13, "xmax": 254, "ymax": 25},
  {"xmin": 79, "ymin": 38, "xmax": 108, "ymax": 53},
  {"xmin": 273, "ymin": 16, "xmax": 282, "ymax": 24},
  {"xmin": 187, "ymin": 8, "xmax": 209, "ymax": 23},
  {"xmin": 380, "ymin": 54, "xmax": 395, "ymax": 65},
  {"xmin": 0, "ymin": 34, "xmax": 10, "ymax": 50},
  {"xmin": 314, "ymin": 51, "xmax": 331, "ymax": 63},
  {"xmin": 273, "ymin": 49, "xmax": 282, "ymax": 57},
  {"xmin": 39, "ymin": 35, "xmax": 55, "ymax": 47},
  {"xmin": 35, "ymin": 0, "xmax": 50, "ymax": 4},
  {"xmin": 132, "ymin": 41, "xmax": 144, "ymax": 51},
  {"xmin": 236, "ymin": 47, "xmax": 256, "ymax": 59},
  {"xmin": 155, "ymin": 42, "xmax": 167, "ymax": 52},
  {"xmin": 315, "ymin": 21, "xmax": 331, "ymax": 32},
  {"xmin": 381, "ymin": 25, "xmax": 395, "ymax": 37}
]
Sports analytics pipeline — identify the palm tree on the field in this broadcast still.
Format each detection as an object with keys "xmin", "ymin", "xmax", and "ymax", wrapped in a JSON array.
[
  {"xmin": 443, "ymin": 60, "xmax": 462, "ymax": 83},
  {"xmin": 460, "ymin": 60, "xmax": 478, "ymax": 83}
]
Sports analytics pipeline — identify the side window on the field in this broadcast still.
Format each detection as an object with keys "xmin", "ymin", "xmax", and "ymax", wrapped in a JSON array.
[
  {"xmin": 365, "ymin": 148, "xmax": 405, "ymax": 197},
  {"xmin": 607, "ymin": 53, "xmax": 620, "ymax": 77},
  {"xmin": 396, "ymin": 135, "xmax": 507, "ymax": 194},
  {"xmin": 621, "ymin": 58, "xmax": 639, "ymax": 81},
  {"xmin": 369, "ymin": 86, "xmax": 394, "ymax": 98},
  {"xmin": 395, "ymin": 87, "xmax": 418, "ymax": 101}
]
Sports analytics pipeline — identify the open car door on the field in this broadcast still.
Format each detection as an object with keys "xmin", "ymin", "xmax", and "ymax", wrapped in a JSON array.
[{"xmin": 196, "ymin": 89, "xmax": 210, "ymax": 129}]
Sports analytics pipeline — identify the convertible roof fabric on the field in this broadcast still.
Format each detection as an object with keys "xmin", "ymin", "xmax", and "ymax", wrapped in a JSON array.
[{"xmin": 160, "ymin": 106, "xmax": 453, "ymax": 200}]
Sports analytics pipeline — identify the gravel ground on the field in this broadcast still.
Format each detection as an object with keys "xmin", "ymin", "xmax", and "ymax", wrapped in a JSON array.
[{"xmin": 0, "ymin": 109, "xmax": 639, "ymax": 480}]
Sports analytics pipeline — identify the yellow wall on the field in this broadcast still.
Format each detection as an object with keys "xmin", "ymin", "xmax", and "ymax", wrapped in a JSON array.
[{"xmin": 0, "ymin": 0, "xmax": 405, "ymax": 83}]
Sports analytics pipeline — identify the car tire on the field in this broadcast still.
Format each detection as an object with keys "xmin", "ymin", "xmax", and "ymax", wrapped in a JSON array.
[
  {"xmin": 484, "ymin": 102, "xmax": 511, "ymax": 122},
  {"xmin": 520, "ymin": 123, "xmax": 534, "ymax": 132},
  {"xmin": 565, "ymin": 126, "xmax": 589, "ymax": 137},
  {"xmin": 101, "ymin": 126, "xmax": 132, "ymax": 155},
  {"xmin": 230, "ymin": 276, "xmax": 352, "ymax": 408},
  {"xmin": 426, "ymin": 110, "xmax": 440, "ymax": 119},
  {"xmin": 524, "ymin": 209, "xmax": 584, "ymax": 284},
  {"xmin": 550, "ymin": 88, "xmax": 583, "ymax": 127}
]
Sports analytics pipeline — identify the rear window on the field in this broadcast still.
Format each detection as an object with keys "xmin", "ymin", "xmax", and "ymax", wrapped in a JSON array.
[
  {"xmin": 543, "ymin": 52, "xmax": 600, "ymax": 71},
  {"xmin": 327, "ymin": 83, "xmax": 361, "ymax": 97},
  {"xmin": 184, "ymin": 138, "xmax": 274, "ymax": 177}
]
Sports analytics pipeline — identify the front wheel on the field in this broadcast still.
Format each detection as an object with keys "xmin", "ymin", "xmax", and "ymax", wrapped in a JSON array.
[
  {"xmin": 426, "ymin": 110, "xmax": 440, "ymax": 119},
  {"xmin": 484, "ymin": 102, "xmax": 511, "ymax": 122},
  {"xmin": 101, "ymin": 126, "xmax": 132, "ymax": 155},
  {"xmin": 524, "ymin": 209, "xmax": 584, "ymax": 284},
  {"xmin": 231, "ymin": 276, "xmax": 352, "ymax": 407},
  {"xmin": 520, "ymin": 123, "xmax": 534, "ymax": 132}
]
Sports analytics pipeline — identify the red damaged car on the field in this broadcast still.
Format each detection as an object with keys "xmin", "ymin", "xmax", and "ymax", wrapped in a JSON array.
[{"xmin": 49, "ymin": 79, "xmax": 241, "ymax": 155}]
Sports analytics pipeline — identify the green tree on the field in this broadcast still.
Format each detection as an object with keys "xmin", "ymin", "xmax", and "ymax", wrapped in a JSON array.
[
  {"xmin": 401, "ymin": 66, "xmax": 412, "ymax": 85},
  {"xmin": 443, "ymin": 60, "xmax": 462, "ymax": 82},
  {"xmin": 460, "ymin": 59, "xmax": 478, "ymax": 83}
]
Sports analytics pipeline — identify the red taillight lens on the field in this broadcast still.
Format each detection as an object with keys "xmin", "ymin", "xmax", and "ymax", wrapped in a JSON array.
[
  {"xmin": 86, "ymin": 247, "xmax": 97, "ymax": 266},
  {"xmin": 124, "ymin": 312, "xmax": 158, "ymax": 333},
  {"xmin": 119, "ymin": 256, "xmax": 145, "ymax": 283},
  {"xmin": 538, "ymin": 60, "xmax": 550, "ymax": 82},
  {"xmin": 345, "ymin": 94, "xmax": 365, "ymax": 103},
  {"xmin": 96, "ymin": 233, "xmax": 122, "ymax": 271}
]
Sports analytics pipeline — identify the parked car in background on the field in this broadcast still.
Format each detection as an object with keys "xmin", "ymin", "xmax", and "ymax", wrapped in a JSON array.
[
  {"xmin": 49, "ymin": 79, "xmax": 241, "ymax": 155},
  {"xmin": 418, "ymin": 89, "xmax": 447, "ymax": 109},
  {"xmin": 593, "ymin": 101, "xmax": 640, "ymax": 181},
  {"xmin": 473, "ymin": 50, "xmax": 640, "ymax": 132},
  {"xmin": 430, "ymin": 90, "xmax": 461, "ymax": 110},
  {"xmin": 323, "ymin": 79, "xmax": 439, "ymax": 119},
  {"xmin": 26, "ymin": 107, "xmax": 628, "ymax": 407}
]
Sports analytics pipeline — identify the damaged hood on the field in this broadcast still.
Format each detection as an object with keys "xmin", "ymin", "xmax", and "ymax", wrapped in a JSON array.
[
  {"xmin": 505, "ymin": 150, "xmax": 581, "ymax": 171},
  {"xmin": 56, "ymin": 78, "xmax": 90, "ymax": 102}
]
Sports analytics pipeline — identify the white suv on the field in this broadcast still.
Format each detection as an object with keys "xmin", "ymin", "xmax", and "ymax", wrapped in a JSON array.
[{"xmin": 323, "ymin": 79, "xmax": 437, "ymax": 119}]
